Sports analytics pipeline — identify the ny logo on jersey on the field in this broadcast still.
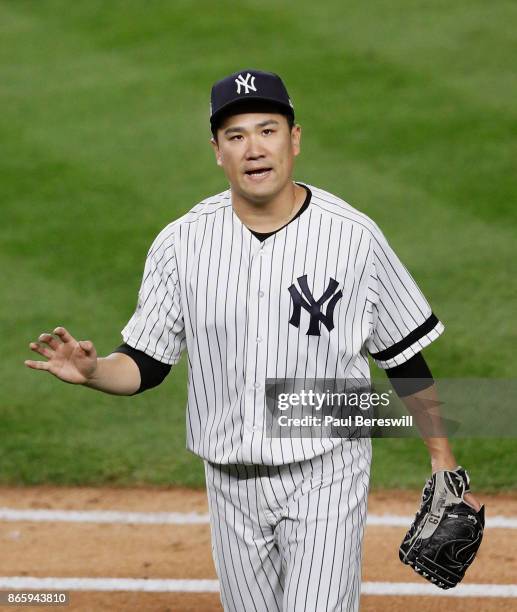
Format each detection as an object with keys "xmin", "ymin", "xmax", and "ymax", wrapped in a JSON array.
[
  {"xmin": 235, "ymin": 73, "xmax": 257, "ymax": 95},
  {"xmin": 288, "ymin": 275, "xmax": 343, "ymax": 336}
]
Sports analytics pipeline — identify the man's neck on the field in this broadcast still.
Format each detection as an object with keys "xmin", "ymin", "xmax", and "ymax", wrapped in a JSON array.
[{"xmin": 231, "ymin": 181, "xmax": 306, "ymax": 233}]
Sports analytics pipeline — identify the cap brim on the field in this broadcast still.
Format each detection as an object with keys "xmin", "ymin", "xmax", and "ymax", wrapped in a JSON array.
[{"xmin": 210, "ymin": 96, "xmax": 294, "ymax": 129}]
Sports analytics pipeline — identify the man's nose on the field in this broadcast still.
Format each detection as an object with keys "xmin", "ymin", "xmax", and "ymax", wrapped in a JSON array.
[{"xmin": 244, "ymin": 135, "xmax": 265, "ymax": 159}]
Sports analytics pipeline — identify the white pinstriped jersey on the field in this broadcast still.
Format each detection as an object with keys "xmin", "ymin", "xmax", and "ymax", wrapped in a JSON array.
[{"xmin": 121, "ymin": 182, "xmax": 444, "ymax": 465}]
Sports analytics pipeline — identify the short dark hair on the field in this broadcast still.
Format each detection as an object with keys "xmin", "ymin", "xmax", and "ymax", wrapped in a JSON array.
[{"xmin": 211, "ymin": 99, "xmax": 295, "ymax": 140}]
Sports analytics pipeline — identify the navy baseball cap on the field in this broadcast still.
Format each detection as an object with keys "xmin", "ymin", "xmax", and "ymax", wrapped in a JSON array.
[{"xmin": 210, "ymin": 69, "xmax": 294, "ymax": 132}]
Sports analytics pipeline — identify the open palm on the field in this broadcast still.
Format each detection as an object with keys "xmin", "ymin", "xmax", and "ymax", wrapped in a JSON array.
[{"xmin": 25, "ymin": 326, "xmax": 97, "ymax": 385}]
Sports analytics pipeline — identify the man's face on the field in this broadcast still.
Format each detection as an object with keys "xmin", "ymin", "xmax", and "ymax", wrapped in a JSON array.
[{"xmin": 211, "ymin": 112, "xmax": 301, "ymax": 203}]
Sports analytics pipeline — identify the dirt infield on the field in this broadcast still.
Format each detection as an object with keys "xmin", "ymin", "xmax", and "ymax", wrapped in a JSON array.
[{"xmin": 0, "ymin": 486, "xmax": 516, "ymax": 611}]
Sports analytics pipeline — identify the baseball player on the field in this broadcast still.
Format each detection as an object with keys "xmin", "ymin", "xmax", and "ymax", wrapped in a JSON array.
[{"xmin": 26, "ymin": 69, "xmax": 482, "ymax": 611}]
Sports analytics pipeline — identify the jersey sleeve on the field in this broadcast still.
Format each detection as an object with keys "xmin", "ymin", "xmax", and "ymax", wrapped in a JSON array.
[
  {"xmin": 365, "ymin": 223, "xmax": 444, "ymax": 369},
  {"xmin": 121, "ymin": 234, "xmax": 186, "ymax": 365}
]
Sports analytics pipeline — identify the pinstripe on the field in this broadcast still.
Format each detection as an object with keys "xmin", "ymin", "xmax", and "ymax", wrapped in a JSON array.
[
  {"xmin": 212, "ymin": 208, "xmax": 228, "ymax": 455},
  {"xmin": 193, "ymin": 216, "xmax": 212, "ymax": 458},
  {"xmin": 240, "ymin": 466, "xmax": 269, "ymax": 611},
  {"xmin": 340, "ymin": 226, "xmax": 361, "ymax": 374},
  {"xmin": 222, "ymin": 206, "xmax": 235, "ymax": 458},
  {"xmin": 235, "ymin": 224, "xmax": 246, "ymax": 462},
  {"xmin": 252, "ymin": 245, "xmax": 264, "ymax": 462},
  {"xmin": 306, "ymin": 214, "xmax": 324, "ymax": 460},
  {"xmin": 313, "ymin": 448, "xmax": 334, "ymax": 609},
  {"xmin": 242, "ymin": 232, "xmax": 253, "ymax": 394},
  {"xmin": 299, "ymin": 454, "xmax": 324, "ymax": 611},
  {"xmin": 349, "ymin": 231, "xmax": 371, "ymax": 373},
  {"xmin": 282, "ymin": 218, "xmax": 302, "ymax": 461},
  {"xmin": 284, "ymin": 457, "xmax": 314, "ymax": 608},
  {"xmin": 343, "ymin": 440, "xmax": 359, "ymax": 611},
  {"xmin": 211, "ymin": 467, "xmax": 241, "ymax": 612},
  {"xmin": 265, "ymin": 233, "xmax": 277, "ymax": 463},
  {"xmin": 321, "ymin": 217, "xmax": 338, "ymax": 376},
  {"xmin": 275, "ymin": 226, "xmax": 290, "ymax": 463},
  {"xmin": 294, "ymin": 209, "xmax": 314, "ymax": 460},
  {"xmin": 183, "ymin": 222, "xmax": 205, "ymax": 449},
  {"xmin": 180, "ymin": 223, "xmax": 198, "ymax": 446},
  {"xmin": 200, "ymin": 215, "xmax": 218, "ymax": 448},
  {"xmin": 336, "ymin": 223, "xmax": 352, "ymax": 378},
  {"xmin": 251, "ymin": 472, "xmax": 283, "ymax": 611},
  {"xmin": 228, "ymin": 465, "xmax": 259, "ymax": 612},
  {"xmin": 323, "ymin": 444, "xmax": 345, "ymax": 611},
  {"xmin": 262, "ymin": 466, "xmax": 286, "ymax": 522}
]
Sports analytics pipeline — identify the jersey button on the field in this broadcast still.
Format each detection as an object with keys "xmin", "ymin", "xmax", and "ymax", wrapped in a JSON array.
[
  {"xmin": 258, "ymin": 290, "xmax": 264, "ymax": 298},
  {"xmin": 256, "ymin": 337, "xmax": 262, "ymax": 343},
  {"xmin": 252, "ymin": 425, "xmax": 259, "ymax": 432},
  {"xmin": 254, "ymin": 382, "xmax": 260, "ymax": 389}
]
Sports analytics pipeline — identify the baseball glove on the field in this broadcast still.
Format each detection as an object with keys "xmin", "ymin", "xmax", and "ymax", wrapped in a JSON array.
[{"xmin": 399, "ymin": 466, "xmax": 484, "ymax": 589}]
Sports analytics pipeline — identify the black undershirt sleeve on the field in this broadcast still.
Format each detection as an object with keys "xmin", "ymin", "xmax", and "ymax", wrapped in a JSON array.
[
  {"xmin": 112, "ymin": 343, "xmax": 172, "ymax": 394},
  {"xmin": 384, "ymin": 352, "xmax": 434, "ymax": 397}
]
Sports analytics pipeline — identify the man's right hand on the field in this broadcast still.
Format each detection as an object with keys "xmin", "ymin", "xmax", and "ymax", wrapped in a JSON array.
[{"xmin": 25, "ymin": 326, "xmax": 98, "ymax": 385}]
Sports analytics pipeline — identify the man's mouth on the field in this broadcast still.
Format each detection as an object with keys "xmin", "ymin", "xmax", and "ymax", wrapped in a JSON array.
[{"xmin": 244, "ymin": 167, "xmax": 273, "ymax": 179}]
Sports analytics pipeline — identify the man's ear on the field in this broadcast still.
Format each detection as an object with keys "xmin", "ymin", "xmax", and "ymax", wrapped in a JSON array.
[
  {"xmin": 291, "ymin": 124, "xmax": 302, "ymax": 157},
  {"xmin": 210, "ymin": 137, "xmax": 223, "ymax": 167}
]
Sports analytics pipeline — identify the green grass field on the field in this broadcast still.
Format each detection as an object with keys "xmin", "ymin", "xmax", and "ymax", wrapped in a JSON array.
[{"xmin": 1, "ymin": 0, "xmax": 516, "ymax": 491}]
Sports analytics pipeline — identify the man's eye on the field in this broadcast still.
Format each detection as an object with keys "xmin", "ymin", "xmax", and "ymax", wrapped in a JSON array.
[
  {"xmin": 263, "ymin": 129, "xmax": 274, "ymax": 135},
  {"xmin": 229, "ymin": 135, "xmax": 242, "ymax": 141}
]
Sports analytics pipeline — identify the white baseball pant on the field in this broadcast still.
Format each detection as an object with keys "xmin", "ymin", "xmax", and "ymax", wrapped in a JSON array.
[{"xmin": 204, "ymin": 438, "xmax": 371, "ymax": 612}]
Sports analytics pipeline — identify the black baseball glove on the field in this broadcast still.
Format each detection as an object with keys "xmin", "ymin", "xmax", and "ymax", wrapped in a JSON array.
[{"xmin": 399, "ymin": 467, "xmax": 484, "ymax": 589}]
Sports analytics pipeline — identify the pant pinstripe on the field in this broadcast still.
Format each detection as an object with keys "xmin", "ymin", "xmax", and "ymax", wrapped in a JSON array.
[{"xmin": 204, "ymin": 439, "xmax": 371, "ymax": 612}]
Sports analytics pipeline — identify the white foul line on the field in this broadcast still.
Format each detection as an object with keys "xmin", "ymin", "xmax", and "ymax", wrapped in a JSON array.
[
  {"xmin": 0, "ymin": 577, "xmax": 219, "ymax": 593},
  {"xmin": 0, "ymin": 508, "xmax": 515, "ymax": 528},
  {"xmin": 0, "ymin": 577, "xmax": 515, "ymax": 598},
  {"xmin": 367, "ymin": 514, "xmax": 517, "ymax": 529},
  {"xmin": 0, "ymin": 508, "xmax": 210, "ymax": 525},
  {"xmin": 361, "ymin": 582, "xmax": 517, "ymax": 598}
]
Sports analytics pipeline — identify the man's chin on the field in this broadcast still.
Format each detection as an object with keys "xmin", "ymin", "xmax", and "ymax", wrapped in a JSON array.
[{"xmin": 236, "ymin": 178, "xmax": 282, "ymax": 203}]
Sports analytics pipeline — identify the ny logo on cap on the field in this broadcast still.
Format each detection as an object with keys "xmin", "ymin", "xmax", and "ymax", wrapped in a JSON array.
[
  {"xmin": 235, "ymin": 73, "xmax": 257, "ymax": 95},
  {"xmin": 288, "ymin": 275, "xmax": 343, "ymax": 336}
]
